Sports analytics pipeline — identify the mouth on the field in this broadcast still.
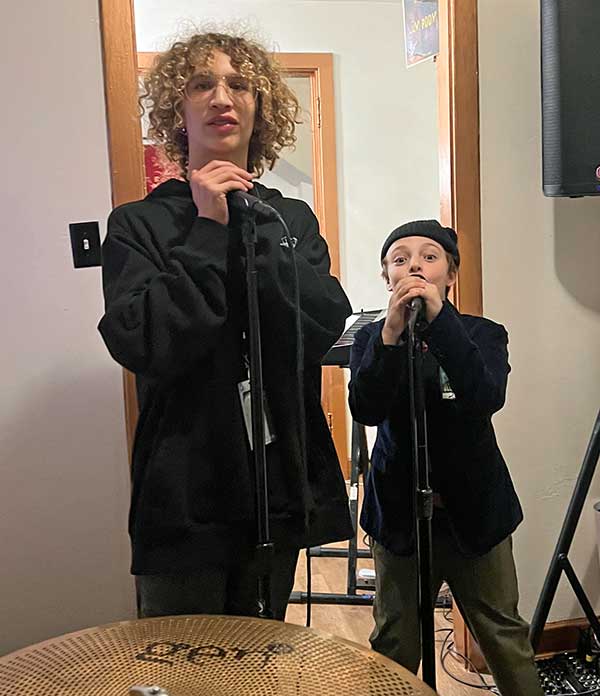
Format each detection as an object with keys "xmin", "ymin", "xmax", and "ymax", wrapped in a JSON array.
[{"xmin": 207, "ymin": 116, "xmax": 239, "ymax": 126}]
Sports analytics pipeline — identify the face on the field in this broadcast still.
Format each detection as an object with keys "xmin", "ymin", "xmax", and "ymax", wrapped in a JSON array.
[
  {"xmin": 183, "ymin": 50, "xmax": 257, "ymax": 170},
  {"xmin": 384, "ymin": 236, "xmax": 456, "ymax": 299}
]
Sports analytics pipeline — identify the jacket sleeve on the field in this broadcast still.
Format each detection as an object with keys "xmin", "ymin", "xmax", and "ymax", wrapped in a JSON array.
[
  {"xmin": 348, "ymin": 325, "xmax": 408, "ymax": 426},
  {"xmin": 255, "ymin": 201, "xmax": 352, "ymax": 364},
  {"xmin": 422, "ymin": 302, "xmax": 510, "ymax": 416},
  {"xmin": 97, "ymin": 208, "xmax": 230, "ymax": 380}
]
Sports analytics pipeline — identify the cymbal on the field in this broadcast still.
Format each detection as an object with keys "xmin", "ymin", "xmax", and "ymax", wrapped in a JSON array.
[{"xmin": 0, "ymin": 615, "xmax": 436, "ymax": 695}]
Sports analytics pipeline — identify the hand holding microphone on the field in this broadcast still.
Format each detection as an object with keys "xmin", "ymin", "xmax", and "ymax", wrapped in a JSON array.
[
  {"xmin": 381, "ymin": 274, "xmax": 443, "ymax": 345},
  {"xmin": 189, "ymin": 160, "xmax": 254, "ymax": 225}
]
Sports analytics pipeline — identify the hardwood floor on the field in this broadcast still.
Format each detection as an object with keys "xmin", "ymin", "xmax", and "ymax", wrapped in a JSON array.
[{"xmin": 283, "ymin": 541, "xmax": 497, "ymax": 695}]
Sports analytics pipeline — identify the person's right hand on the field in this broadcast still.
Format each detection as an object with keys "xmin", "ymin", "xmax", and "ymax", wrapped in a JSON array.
[
  {"xmin": 381, "ymin": 275, "xmax": 428, "ymax": 345},
  {"xmin": 189, "ymin": 161, "xmax": 254, "ymax": 225}
]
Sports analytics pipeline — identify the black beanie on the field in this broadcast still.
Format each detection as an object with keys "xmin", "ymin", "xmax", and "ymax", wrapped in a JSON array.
[{"xmin": 380, "ymin": 219, "xmax": 460, "ymax": 267}]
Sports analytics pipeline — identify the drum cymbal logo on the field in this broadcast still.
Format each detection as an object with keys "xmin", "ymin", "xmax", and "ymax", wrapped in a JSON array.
[{"xmin": 136, "ymin": 640, "xmax": 294, "ymax": 669}]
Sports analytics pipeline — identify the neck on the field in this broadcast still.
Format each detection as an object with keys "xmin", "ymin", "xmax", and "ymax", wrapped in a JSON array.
[{"xmin": 187, "ymin": 146, "xmax": 249, "ymax": 176}]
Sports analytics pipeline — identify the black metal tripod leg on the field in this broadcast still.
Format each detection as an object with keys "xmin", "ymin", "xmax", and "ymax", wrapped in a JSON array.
[
  {"xmin": 530, "ymin": 409, "xmax": 600, "ymax": 650},
  {"xmin": 559, "ymin": 555, "xmax": 600, "ymax": 644}
]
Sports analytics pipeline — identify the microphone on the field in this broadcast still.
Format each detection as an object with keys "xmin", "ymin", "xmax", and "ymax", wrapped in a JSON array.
[
  {"xmin": 227, "ymin": 191, "xmax": 280, "ymax": 221},
  {"xmin": 408, "ymin": 274, "xmax": 427, "ymax": 315},
  {"xmin": 409, "ymin": 297, "xmax": 424, "ymax": 314}
]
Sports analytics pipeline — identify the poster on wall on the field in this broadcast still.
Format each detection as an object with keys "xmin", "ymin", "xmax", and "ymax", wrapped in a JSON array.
[{"xmin": 403, "ymin": 0, "xmax": 439, "ymax": 67}]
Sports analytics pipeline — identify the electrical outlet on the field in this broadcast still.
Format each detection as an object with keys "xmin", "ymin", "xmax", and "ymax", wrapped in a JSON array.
[{"xmin": 69, "ymin": 221, "xmax": 102, "ymax": 268}]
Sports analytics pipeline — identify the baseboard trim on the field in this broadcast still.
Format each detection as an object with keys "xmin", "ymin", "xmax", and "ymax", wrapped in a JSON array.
[{"xmin": 535, "ymin": 616, "xmax": 590, "ymax": 658}]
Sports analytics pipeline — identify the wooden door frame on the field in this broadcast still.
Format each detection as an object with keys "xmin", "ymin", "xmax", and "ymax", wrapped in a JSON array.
[
  {"xmin": 99, "ymin": 0, "xmax": 482, "ymax": 487},
  {"xmin": 436, "ymin": 0, "xmax": 484, "ymax": 668},
  {"xmin": 99, "ymin": 0, "xmax": 483, "ymax": 457},
  {"xmin": 99, "ymin": 0, "xmax": 145, "ymax": 453},
  {"xmin": 437, "ymin": 0, "xmax": 482, "ymax": 316}
]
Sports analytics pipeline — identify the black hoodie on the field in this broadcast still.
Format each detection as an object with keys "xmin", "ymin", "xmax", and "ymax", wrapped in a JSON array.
[{"xmin": 98, "ymin": 179, "xmax": 353, "ymax": 573}]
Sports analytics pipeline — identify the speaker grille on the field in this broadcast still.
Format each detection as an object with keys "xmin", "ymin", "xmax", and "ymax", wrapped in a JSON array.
[
  {"xmin": 541, "ymin": 0, "xmax": 600, "ymax": 196},
  {"xmin": 541, "ymin": 0, "xmax": 562, "ymax": 187}
]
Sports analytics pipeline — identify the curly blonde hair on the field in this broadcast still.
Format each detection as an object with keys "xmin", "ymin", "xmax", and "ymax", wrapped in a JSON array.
[{"xmin": 141, "ymin": 32, "xmax": 300, "ymax": 177}]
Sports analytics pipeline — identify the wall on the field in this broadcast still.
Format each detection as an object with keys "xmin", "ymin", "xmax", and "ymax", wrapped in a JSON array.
[
  {"xmin": 479, "ymin": 0, "xmax": 600, "ymax": 620},
  {"xmin": 0, "ymin": 0, "xmax": 136, "ymax": 655}
]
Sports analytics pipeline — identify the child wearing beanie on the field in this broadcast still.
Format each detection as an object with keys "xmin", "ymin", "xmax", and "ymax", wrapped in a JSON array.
[{"xmin": 349, "ymin": 220, "xmax": 543, "ymax": 695}]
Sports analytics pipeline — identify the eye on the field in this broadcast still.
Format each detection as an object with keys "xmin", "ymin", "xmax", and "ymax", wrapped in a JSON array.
[
  {"xmin": 228, "ymin": 76, "xmax": 250, "ymax": 92},
  {"xmin": 189, "ymin": 76, "xmax": 214, "ymax": 92},
  {"xmin": 424, "ymin": 254, "xmax": 438, "ymax": 261},
  {"xmin": 393, "ymin": 256, "xmax": 406, "ymax": 265}
]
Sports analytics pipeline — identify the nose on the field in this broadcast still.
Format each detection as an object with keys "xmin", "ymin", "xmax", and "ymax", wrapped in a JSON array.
[
  {"xmin": 408, "ymin": 256, "xmax": 422, "ymax": 274},
  {"xmin": 209, "ymin": 82, "xmax": 234, "ymax": 109}
]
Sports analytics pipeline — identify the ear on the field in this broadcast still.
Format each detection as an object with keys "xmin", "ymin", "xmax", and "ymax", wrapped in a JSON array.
[
  {"xmin": 446, "ymin": 268, "xmax": 457, "ymax": 291},
  {"xmin": 381, "ymin": 268, "xmax": 392, "ymax": 291}
]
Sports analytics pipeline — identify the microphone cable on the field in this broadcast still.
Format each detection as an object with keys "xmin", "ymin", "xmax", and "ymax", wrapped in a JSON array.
[{"xmin": 253, "ymin": 190, "xmax": 311, "ymax": 625}]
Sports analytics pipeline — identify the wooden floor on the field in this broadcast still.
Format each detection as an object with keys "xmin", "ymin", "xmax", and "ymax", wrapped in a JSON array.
[{"xmin": 283, "ymin": 542, "xmax": 497, "ymax": 695}]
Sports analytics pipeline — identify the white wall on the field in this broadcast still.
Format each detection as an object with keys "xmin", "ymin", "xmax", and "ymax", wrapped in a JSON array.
[
  {"xmin": 479, "ymin": 0, "xmax": 600, "ymax": 620},
  {"xmin": 133, "ymin": 0, "xmax": 440, "ymax": 313},
  {"xmin": 0, "ymin": 1, "xmax": 136, "ymax": 655}
]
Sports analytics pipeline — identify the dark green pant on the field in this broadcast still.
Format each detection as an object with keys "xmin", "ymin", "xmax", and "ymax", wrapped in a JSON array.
[
  {"xmin": 371, "ymin": 513, "xmax": 543, "ymax": 696},
  {"xmin": 136, "ymin": 547, "xmax": 299, "ymax": 620}
]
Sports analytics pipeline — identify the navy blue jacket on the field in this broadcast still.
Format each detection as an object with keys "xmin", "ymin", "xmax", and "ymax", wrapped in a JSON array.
[
  {"xmin": 99, "ymin": 179, "xmax": 353, "ymax": 573},
  {"xmin": 348, "ymin": 302, "xmax": 523, "ymax": 557}
]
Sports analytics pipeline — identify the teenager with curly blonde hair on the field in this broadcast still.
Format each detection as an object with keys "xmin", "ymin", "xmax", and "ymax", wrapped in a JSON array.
[
  {"xmin": 99, "ymin": 31, "xmax": 353, "ymax": 620},
  {"xmin": 141, "ymin": 32, "xmax": 300, "ymax": 177}
]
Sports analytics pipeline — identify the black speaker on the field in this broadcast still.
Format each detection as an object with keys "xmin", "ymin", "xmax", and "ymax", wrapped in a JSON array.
[{"xmin": 541, "ymin": 0, "xmax": 600, "ymax": 197}]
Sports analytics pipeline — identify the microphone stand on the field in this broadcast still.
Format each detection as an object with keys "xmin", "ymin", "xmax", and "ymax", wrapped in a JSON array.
[
  {"xmin": 407, "ymin": 304, "xmax": 436, "ymax": 690},
  {"xmin": 240, "ymin": 209, "xmax": 274, "ymax": 620}
]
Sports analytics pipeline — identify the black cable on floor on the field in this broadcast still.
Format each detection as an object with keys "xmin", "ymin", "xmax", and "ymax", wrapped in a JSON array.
[{"xmin": 439, "ymin": 628, "xmax": 498, "ymax": 693}]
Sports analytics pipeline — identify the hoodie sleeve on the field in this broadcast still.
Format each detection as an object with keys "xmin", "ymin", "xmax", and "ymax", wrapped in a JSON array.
[
  {"xmin": 255, "ymin": 200, "xmax": 352, "ymax": 364},
  {"xmin": 348, "ymin": 324, "xmax": 408, "ymax": 426},
  {"xmin": 98, "ymin": 207, "xmax": 230, "ymax": 380},
  {"xmin": 421, "ymin": 302, "xmax": 510, "ymax": 416}
]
